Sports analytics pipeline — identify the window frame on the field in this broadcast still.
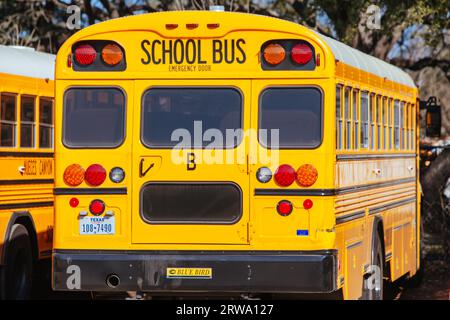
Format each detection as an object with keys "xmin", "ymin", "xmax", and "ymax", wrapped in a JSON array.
[
  {"xmin": 352, "ymin": 88, "xmax": 359, "ymax": 150},
  {"xmin": 258, "ymin": 85, "xmax": 324, "ymax": 150},
  {"xmin": 360, "ymin": 91, "xmax": 370, "ymax": 149},
  {"xmin": 336, "ymin": 85, "xmax": 343, "ymax": 150},
  {"xmin": 140, "ymin": 86, "xmax": 244, "ymax": 150},
  {"xmin": 20, "ymin": 95, "xmax": 36, "ymax": 149},
  {"xmin": 0, "ymin": 93, "xmax": 18, "ymax": 148},
  {"xmin": 344, "ymin": 87, "xmax": 352, "ymax": 150},
  {"xmin": 39, "ymin": 97, "xmax": 54, "ymax": 149},
  {"xmin": 62, "ymin": 86, "xmax": 127, "ymax": 149}
]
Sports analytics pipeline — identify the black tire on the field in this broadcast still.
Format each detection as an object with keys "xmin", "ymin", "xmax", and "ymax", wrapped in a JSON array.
[
  {"xmin": 362, "ymin": 233, "xmax": 384, "ymax": 300},
  {"xmin": 0, "ymin": 224, "xmax": 33, "ymax": 300}
]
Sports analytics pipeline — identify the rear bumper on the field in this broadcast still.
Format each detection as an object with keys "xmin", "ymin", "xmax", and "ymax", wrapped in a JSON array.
[{"xmin": 53, "ymin": 250, "xmax": 338, "ymax": 293}]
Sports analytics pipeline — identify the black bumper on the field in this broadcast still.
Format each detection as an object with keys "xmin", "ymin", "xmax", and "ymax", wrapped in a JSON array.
[{"xmin": 53, "ymin": 250, "xmax": 337, "ymax": 293}]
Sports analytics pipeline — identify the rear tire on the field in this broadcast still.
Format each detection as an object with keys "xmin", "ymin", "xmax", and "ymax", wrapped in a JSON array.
[
  {"xmin": 0, "ymin": 224, "xmax": 33, "ymax": 300},
  {"xmin": 362, "ymin": 233, "xmax": 384, "ymax": 300}
]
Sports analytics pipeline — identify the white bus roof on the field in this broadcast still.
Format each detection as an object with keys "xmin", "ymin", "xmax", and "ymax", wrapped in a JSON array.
[
  {"xmin": 0, "ymin": 45, "xmax": 55, "ymax": 80},
  {"xmin": 315, "ymin": 32, "xmax": 416, "ymax": 88}
]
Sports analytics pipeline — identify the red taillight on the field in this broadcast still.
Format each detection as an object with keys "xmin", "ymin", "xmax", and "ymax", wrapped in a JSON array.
[
  {"xmin": 85, "ymin": 164, "xmax": 106, "ymax": 186},
  {"xmin": 303, "ymin": 199, "xmax": 313, "ymax": 210},
  {"xmin": 277, "ymin": 200, "xmax": 293, "ymax": 216},
  {"xmin": 274, "ymin": 164, "xmax": 296, "ymax": 187},
  {"xmin": 165, "ymin": 24, "xmax": 178, "ymax": 30},
  {"xmin": 74, "ymin": 44, "xmax": 96, "ymax": 65},
  {"xmin": 186, "ymin": 23, "xmax": 199, "ymax": 30},
  {"xmin": 291, "ymin": 43, "xmax": 312, "ymax": 65},
  {"xmin": 89, "ymin": 199, "xmax": 105, "ymax": 216},
  {"xmin": 69, "ymin": 197, "xmax": 79, "ymax": 208}
]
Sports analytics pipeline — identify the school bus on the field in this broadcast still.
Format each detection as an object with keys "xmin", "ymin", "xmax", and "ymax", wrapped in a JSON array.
[
  {"xmin": 0, "ymin": 45, "xmax": 55, "ymax": 299},
  {"xmin": 52, "ymin": 11, "xmax": 420, "ymax": 300}
]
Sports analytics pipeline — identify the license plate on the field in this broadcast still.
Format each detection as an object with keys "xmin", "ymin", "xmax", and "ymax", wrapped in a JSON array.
[{"xmin": 79, "ymin": 216, "xmax": 115, "ymax": 235}]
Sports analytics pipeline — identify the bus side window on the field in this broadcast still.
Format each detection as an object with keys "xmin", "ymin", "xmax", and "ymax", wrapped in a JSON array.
[
  {"xmin": 39, "ymin": 98, "xmax": 53, "ymax": 148},
  {"xmin": 376, "ymin": 95, "xmax": 381, "ymax": 150},
  {"xmin": 20, "ymin": 96, "xmax": 36, "ymax": 148},
  {"xmin": 0, "ymin": 93, "xmax": 17, "ymax": 147},
  {"xmin": 394, "ymin": 100, "xmax": 400, "ymax": 150},
  {"xmin": 353, "ymin": 89, "xmax": 359, "ymax": 149},
  {"xmin": 369, "ymin": 93, "xmax": 375, "ymax": 150},
  {"xmin": 344, "ymin": 87, "xmax": 351, "ymax": 150},
  {"xmin": 360, "ymin": 92, "xmax": 369, "ymax": 149},
  {"xmin": 389, "ymin": 98, "xmax": 393, "ymax": 150},
  {"xmin": 400, "ymin": 101, "xmax": 405, "ymax": 150},
  {"xmin": 383, "ymin": 97, "xmax": 388, "ymax": 150},
  {"xmin": 336, "ymin": 85, "xmax": 343, "ymax": 150}
]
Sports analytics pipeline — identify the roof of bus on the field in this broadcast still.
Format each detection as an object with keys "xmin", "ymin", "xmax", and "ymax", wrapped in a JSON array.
[
  {"xmin": 60, "ymin": 11, "xmax": 416, "ymax": 88},
  {"xmin": 0, "ymin": 45, "xmax": 55, "ymax": 80},
  {"xmin": 314, "ymin": 33, "xmax": 416, "ymax": 88}
]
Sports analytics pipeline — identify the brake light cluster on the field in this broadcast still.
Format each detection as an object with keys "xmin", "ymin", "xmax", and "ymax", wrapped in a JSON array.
[
  {"xmin": 256, "ymin": 164, "xmax": 318, "ymax": 217},
  {"xmin": 262, "ymin": 40, "xmax": 314, "ymax": 67},
  {"xmin": 71, "ymin": 41, "xmax": 125, "ymax": 70},
  {"xmin": 273, "ymin": 164, "xmax": 318, "ymax": 187},
  {"xmin": 63, "ymin": 164, "xmax": 124, "ymax": 186}
]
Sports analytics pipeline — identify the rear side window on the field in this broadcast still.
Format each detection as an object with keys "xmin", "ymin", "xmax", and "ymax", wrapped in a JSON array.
[
  {"xmin": 63, "ymin": 88, "xmax": 125, "ymax": 148},
  {"xmin": 0, "ymin": 94, "xmax": 17, "ymax": 147},
  {"xmin": 259, "ymin": 87, "xmax": 322, "ymax": 148},
  {"xmin": 141, "ymin": 87, "xmax": 242, "ymax": 148}
]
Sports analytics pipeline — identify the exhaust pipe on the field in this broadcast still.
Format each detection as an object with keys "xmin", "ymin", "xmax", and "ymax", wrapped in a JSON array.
[{"xmin": 106, "ymin": 274, "xmax": 120, "ymax": 288}]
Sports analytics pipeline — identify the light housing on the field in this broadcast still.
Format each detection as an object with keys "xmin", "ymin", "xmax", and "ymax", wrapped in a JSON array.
[
  {"xmin": 74, "ymin": 44, "xmax": 96, "ymax": 65},
  {"xmin": 63, "ymin": 164, "xmax": 85, "ymax": 186},
  {"xmin": 89, "ymin": 199, "xmax": 105, "ymax": 216},
  {"xmin": 291, "ymin": 43, "xmax": 313, "ymax": 65},
  {"xmin": 85, "ymin": 164, "xmax": 107, "ymax": 186},
  {"xmin": 277, "ymin": 200, "xmax": 293, "ymax": 216},
  {"xmin": 109, "ymin": 167, "xmax": 125, "ymax": 183},
  {"xmin": 303, "ymin": 199, "xmax": 313, "ymax": 210},
  {"xmin": 101, "ymin": 43, "xmax": 123, "ymax": 66},
  {"xmin": 69, "ymin": 197, "xmax": 79, "ymax": 208},
  {"xmin": 256, "ymin": 167, "xmax": 272, "ymax": 183},
  {"xmin": 296, "ymin": 164, "xmax": 318, "ymax": 187},
  {"xmin": 274, "ymin": 164, "xmax": 296, "ymax": 187},
  {"xmin": 263, "ymin": 43, "xmax": 286, "ymax": 65}
]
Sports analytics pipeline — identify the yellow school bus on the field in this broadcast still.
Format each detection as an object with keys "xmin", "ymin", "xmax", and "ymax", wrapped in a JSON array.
[
  {"xmin": 52, "ymin": 11, "xmax": 420, "ymax": 300},
  {"xmin": 0, "ymin": 45, "xmax": 55, "ymax": 299}
]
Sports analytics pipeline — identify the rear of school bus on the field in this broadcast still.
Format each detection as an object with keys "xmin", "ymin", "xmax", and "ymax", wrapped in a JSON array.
[{"xmin": 52, "ymin": 11, "xmax": 338, "ymax": 295}]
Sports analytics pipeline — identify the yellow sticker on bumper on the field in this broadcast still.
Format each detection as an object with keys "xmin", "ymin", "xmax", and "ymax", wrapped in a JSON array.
[{"xmin": 166, "ymin": 267, "xmax": 212, "ymax": 279}]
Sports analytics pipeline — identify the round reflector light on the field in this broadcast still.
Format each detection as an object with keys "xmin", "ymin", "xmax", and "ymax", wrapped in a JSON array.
[
  {"xmin": 74, "ymin": 44, "xmax": 96, "ymax": 65},
  {"xmin": 291, "ymin": 43, "xmax": 312, "ymax": 65},
  {"xmin": 63, "ymin": 164, "xmax": 85, "ymax": 186},
  {"xmin": 277, "ymin": 200, "xmax": 293, "ymax": 216},
  {"xmin": 296, "ymin": 164, "xmax": 318, "ymax": 187},
  {"xmin": 263, "ymin": 43, "xmax": 286, "ymax": 65},
  {"xmin": 101, "ymin": 43, "xmax": 123, "ymax": 66},
  {"xmin": 109, "ymin": 167, "xmax": 125, "ymax": 183},
  {"xmin": 85, "ymin": 164, "xmax": 107, "ymax": 186},
  {"xmin": 69, "ymin": 197, "xmax": 79, "ymax": 208},
  {"xmin": 89, "ymin": 199, "xmax": 105, "ymax": 216},
  {"xmin": 256, "ymin": 167, "xmax": 272, "ymax": 183},
  {"xmin": 303, "ymin": 199, "xmax": 313, "ymax": 210},
  {"xmin": 274, "ymin": 164, "xmax": 296, "ymax": 187}
]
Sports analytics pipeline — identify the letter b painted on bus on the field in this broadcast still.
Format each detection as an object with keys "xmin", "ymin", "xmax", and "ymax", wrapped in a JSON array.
[{"xmin": 66, "ymin": 265, "xmax": 81, "ymax": 290}]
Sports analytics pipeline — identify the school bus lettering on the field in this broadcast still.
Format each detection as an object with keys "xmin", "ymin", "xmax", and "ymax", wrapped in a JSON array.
[
  {"xmin": 24, "ymin": 160, "xmax": 37, "ymax": 175},
  {"xmin": 140, "ymin": 38, "xmax": 246, "ymax": 68},
  {"xmin": 187, "ymin": 152, "xmax": 196, "ymax": 171}
]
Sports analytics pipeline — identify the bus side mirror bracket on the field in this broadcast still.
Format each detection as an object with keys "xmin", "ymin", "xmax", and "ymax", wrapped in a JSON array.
[{"xmin": 420, "ymin": 96, "xmax": 441, "ymax": 138}]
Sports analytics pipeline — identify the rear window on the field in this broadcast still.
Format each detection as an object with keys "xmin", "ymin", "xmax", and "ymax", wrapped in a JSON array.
[
  {"xmin": 63, "ymin": 88, "xmax": 125, "ymax": 148},
  {"xmin": 141, "ymin": 87, "xmax": 242, "ymax": 148},
  {"xmin": 259, "ymin": 87, "xmax": 322, "ymax": 148}
]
